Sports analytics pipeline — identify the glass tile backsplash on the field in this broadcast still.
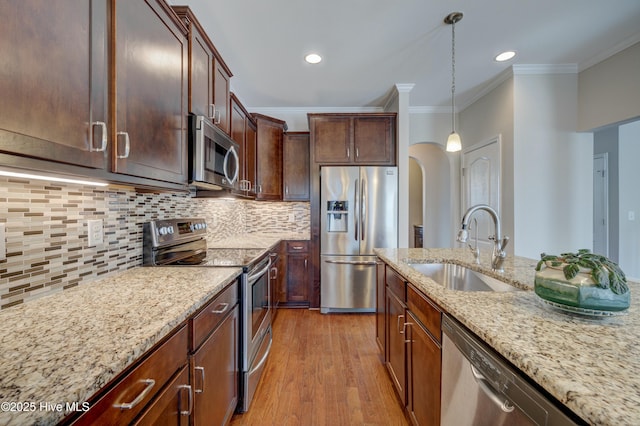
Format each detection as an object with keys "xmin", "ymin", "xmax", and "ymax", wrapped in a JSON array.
[{"xmin": 0, "ymin": 177, "xmax": 309, "ymax": 309}]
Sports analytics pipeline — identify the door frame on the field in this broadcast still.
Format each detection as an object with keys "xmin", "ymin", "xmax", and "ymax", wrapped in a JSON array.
[{"xmin": 593, "ymin": 152, "xmax": 609, "ymax": 256}]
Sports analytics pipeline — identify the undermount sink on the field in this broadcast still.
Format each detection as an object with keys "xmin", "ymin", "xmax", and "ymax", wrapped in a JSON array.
[{"xmin": 408, "ymin": 263, "xmax": 521, "ymax": 292}]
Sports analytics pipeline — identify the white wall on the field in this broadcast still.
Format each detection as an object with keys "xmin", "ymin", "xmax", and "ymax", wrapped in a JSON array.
[
  {"xmin": 618, "ymin": 120, "xmax": 640, "ymax": 280},
  {"xmin": 578, "ymin": 42, "xmax": 640, "ymax": 131},
  {"xmin": 513, "ymin": 73, "xmax": 593, "ymax": 259},
  {"xmin": 458, "ymin": 78, "xmax": 515, "ymax": 252}
]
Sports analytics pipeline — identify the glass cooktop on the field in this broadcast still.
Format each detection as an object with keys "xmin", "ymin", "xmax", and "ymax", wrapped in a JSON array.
[{"xmin": 203, "ymin": 248, "xmax": 267, "ymax": 267}]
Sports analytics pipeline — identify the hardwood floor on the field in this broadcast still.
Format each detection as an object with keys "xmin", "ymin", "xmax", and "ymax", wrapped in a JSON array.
[{"xmin": 230, "ymin": 309, "xmax": 409, "ymax": 426}]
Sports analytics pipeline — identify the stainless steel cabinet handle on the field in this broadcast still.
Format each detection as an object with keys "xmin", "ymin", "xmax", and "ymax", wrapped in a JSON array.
[
  {"xmin": 194, "ymin": 366, "xmax": 205, "ymax": 394},
  {"xmin": 470, "ymin": 365, "xmax": 515, "ymax": 413},
  {"xmin": 208, "ymin": 104, "xmax": 216, "ymax": 120},
  {"xmin": 356, "ymin": 147, "xmax": 359, "ymax": 158},
  {"xmin": 270, "ymin": 266, "xmax": 278, "ymax": 280},
  {"xmin": 354, "ymin": 178, "xmax": 359, "ymax": 241},
  {"xmin": 304, "ymin": 259, "xmax": 308, "ymax": 269},
  {"xmin": 112, "ymin": 379, "xmax": 155, "ymax": 410},
  {"xmin": 404, "ymin": 322, "xmax": 414, "ymax": 343},
  {"xmin": 178, "ymin": 384, "xmax": 193, "ymax": 416},
  {"xmin": 291, "ymin": 246, "xmax": 304, "ymax": 250},
  {"xmin": 397, "ymin": 314, "xmax": 405, "ymax": 334},
  {"xmin": 211, "ymin": 302, "xmax": 229, "ymax": 314},
  {"xmin": 116, "ymin": 131, "xmax": 130, "ymax": 159},
  {"xmin": 346, "ymin": 147, "xmax": 350, "ymax": 159},
  {"xmin": 90, "ymin": 121, "xmax": 107, "ymax": 152}
]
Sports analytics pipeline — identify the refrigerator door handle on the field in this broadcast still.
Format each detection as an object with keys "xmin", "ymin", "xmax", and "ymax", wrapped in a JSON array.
[
  {"xmin": 361, "ymin": 175, "xmax": 366, "ymax": 242},
  {"xmin": 324, "ymin": 259, "xmax": 378, "ymax": 266},
  {"xmin": 354, "ymin": 178, "xmax": 359, "ymax": 241}
]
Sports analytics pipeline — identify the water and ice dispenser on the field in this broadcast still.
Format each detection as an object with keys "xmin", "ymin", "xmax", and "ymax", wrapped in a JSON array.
[{"xmin": 326, "ymin": 201, "xmax": 348, "ymax": 232}]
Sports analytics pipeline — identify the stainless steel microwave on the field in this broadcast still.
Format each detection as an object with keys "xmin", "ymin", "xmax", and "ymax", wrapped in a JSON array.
[{"xmin": 189, "ymin": 114, "xmax": 239, "ymax": 191}]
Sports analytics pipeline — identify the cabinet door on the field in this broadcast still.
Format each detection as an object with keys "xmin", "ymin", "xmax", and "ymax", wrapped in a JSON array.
[
  {"xmin": 113, "ymin": 0, "xmax": 188, "ymax": 184},
  {"xmin": 286, "ymin": 254, "xmax": 309, "ymax": 304},
  {"xmin": 188, "ymin": 22, "xmax": 213, "ymax": 118},
  {"xmin": 192, "ymin": 304, "xmax": 239, "ymax": 426},
  {"xmin": 311, "ymin": 116, "xmax": 351, "ymax": 163},
  {"xmin": 245, "ymin": 119, "xmax": 257, "ymax": 196},
  {"xmin": 406, "ymin": 311, "xmax": 441, "ymax": 426},
  {"xmin": 255, "ymin": 116, "xmax": 284, "ymax": 201},
  {"xmin": 230, "ymin": 98, "xmax": 247, "ymax": 188},
  {"xmin": 0, "ymin": 0, "xmax": 107, "ymax": 169},
  {"xmin": 386, "ymin": 290, "xmax": 406, "ymax": 406},
  {"xmin": 132, "ymin": 366, "xmax": 191, "ymax": 426},
  {"xmin": 353, "ymin": 116, "xmax": 395, "ymax": 164},
  {"xmin": 213, "ymin": 57, "xmax": 231, "ymax": 134},
  {"xmin": 283, "ymin": 133, "xmax": 310, "ymax": 201}
]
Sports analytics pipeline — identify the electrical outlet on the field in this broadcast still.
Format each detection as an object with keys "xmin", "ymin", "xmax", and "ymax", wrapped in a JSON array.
[
  {"xmin": 0, "ymin": 223, "xmax": 6, "ymax": 261},
  {"xmin": 87, "ymin": 219, "xmax": 104, "ymax": 247}
]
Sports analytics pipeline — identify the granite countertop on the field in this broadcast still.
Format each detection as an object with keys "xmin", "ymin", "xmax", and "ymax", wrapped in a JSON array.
[
  {"xmin": 0, "ymin": 266, "xmax": 242, "ymax": 426},
  {"xmin": 375, "ymin": 247, "xmax": 640, "ymax": 426}
]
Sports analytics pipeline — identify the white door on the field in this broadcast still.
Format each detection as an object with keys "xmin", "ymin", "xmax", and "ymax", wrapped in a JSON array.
[
  {"xmin": 593, "ymin": 153, "xmax": 609, "ymax": 256},
  {"xmin": 462, "ymin": 136, "xmax": 501, "ymax": 251}
]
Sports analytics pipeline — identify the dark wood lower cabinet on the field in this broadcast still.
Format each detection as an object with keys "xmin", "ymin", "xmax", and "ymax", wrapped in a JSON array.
[
  {"xmin": 277, "ymin": 241, "xmax": 310, "ymax": 308},
  {"xmin": 406, "ymin": 311, "xmax": 441, "ymax": 426},
  {"xmin": 132, "ymin": 366, "xmax": 191, "ymax": 426},
  {"xmin": 382, "ymin": 264, "xmax": 443, "ymax": 426}
]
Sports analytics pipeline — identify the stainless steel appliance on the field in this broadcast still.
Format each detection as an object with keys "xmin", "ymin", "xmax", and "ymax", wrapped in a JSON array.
[
  {"xmin": 320, "ymin": 166, "xmax": 398, "ymax": 313},
  {"xmin": 441, "ymin": 315, "xmax": 579, "ymax": 426},
  {"xmin": 189, "ymin": 114, "xmax": 240, "ymax": 191},
  {"xmin": 142, "ymin": 218, "xmax": 272, "ymax": 413}
]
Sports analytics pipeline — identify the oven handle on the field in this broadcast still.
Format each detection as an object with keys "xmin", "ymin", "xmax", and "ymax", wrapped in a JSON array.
[
  {"xmin": 324, "ymin": 259, "xmax": 378, "ymax": 266},
  {"xmin": 249, "ymin": 331, "xmax": 273, "ymax": 375},
  {"xmin": 248, "ymin": 258, "xmax": 272, "ymax": 284}
]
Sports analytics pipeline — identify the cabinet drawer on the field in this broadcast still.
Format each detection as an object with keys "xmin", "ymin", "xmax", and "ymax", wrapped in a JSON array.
[
  {"xmin": 286, "ymin": 240, "xmax": 308, "ymax": 253},
  {"xmin": 407, "ymin": 284, "xmax": 441, "ymax": 342},
  {"xmin": 74, "ymin": 325, "xmax": 189, "ymax": 425},
  {"xmin": 386, "ymin": 266, "xmax": 405, "ymax": 301},
  {"xmin": 191, "ymin": 280, "xmax": 238, "ymax": 351}
]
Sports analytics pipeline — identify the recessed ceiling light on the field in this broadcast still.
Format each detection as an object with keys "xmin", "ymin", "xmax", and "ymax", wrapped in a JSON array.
[
  {"xmin": 495, "ymin": 51, "xmax": 517, "ymax": 62},
  {"xmin": 304, "ymin": 53, "xmax": 322, "ymax": 64}
]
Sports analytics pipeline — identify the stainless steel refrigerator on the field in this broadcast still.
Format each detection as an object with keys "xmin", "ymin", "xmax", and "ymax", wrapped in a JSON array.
[{"xmin": 320, "ymin": 166, "xmax": 398, "ymax": 313}]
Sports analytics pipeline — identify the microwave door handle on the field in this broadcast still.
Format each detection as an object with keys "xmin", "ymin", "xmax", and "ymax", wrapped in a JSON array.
[{"xmin": 223, "ymin": 146, "xmax": 239, "ymax": 184}]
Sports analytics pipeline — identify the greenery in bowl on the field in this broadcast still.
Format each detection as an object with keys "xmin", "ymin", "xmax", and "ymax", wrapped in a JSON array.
[{"xmin": 535, "ymin": 249, "xmax": 629, "ymax": 295}]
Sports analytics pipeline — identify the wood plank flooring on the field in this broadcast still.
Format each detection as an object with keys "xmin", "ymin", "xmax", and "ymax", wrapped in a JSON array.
[{"xmin": 230, "ymin": 309, "xmax": 409, "ymax": 426}]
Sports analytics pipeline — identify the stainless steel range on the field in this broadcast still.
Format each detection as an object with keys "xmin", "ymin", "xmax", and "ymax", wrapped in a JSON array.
[{"xmin": 143, "ymin": 218, "xmax": 272, "ymax": 413}]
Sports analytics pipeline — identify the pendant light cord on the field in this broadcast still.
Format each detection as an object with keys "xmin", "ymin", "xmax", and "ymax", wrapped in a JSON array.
[{"xmin": 451, "ymin": 19, "xmax": 456, "ymax": 133}]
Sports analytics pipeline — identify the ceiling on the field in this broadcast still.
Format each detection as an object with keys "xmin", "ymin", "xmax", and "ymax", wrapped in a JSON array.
[{"xmin": 171, "ymin": 0, "xmax": 640, "ymax": 111}]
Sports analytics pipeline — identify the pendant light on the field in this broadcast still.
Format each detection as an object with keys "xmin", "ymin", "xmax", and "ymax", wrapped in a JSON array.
[{"xmin": 444, "ymin": 12, "xmax": 463, "ymax": 152}]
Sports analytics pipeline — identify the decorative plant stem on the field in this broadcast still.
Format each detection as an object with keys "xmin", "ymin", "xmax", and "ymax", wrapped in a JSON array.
[{"xmin": 535, "ymin": 249, "xmax": 628, "ymax": 295}]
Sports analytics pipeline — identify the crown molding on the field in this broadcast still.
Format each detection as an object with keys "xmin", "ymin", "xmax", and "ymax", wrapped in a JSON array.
[
  {"xmin": 409, "ymin": 106, "xmax": 450, "ymax": 114},
  {"xmin": 248, "ymin": 106, "xmax": 384, "ymax": 115},
  {"xmin": 580, "ymin": 32, "xmax": 640, "ymax": 71},
  {"xmin": 512, "ymin": 64, "xmax": 578, "ymax": 74}
]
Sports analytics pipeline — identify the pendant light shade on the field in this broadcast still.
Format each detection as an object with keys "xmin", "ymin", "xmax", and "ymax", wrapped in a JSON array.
[
  {"xmin": 444, "ymin": 12, "xmax": 463, "ymax": 153},
  {"xmin": 446, "ymin": 132, "xmax": 461, "ymax": 152}
]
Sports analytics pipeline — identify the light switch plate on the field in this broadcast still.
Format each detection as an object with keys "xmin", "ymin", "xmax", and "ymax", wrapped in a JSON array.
[
  {"xmin": 87, "ymin": 219, "xmax": 104, "ymax": 247},
  {"xmin": 0, "ymin": 223, "xmax": 5, "ymax": 261}
]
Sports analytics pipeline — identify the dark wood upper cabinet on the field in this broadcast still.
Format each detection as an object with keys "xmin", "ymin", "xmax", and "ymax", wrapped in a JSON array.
[
  {"xmin": 230, "ymin": 93, "xmax": 257, "ymax": 197},
  {"xmin": 283, "ymin": 132, "xmax": 310, "ymax": 201},
  {"xmin": 0, "ymin": 0, "xmax": 108, "ymax": 169},
  {"xmin": 309, "ymin": 113, "xmax": 396, "ymax": 165},
  {"xmin": 112, "ymin": 0, "xmax": 189, "ymax": 184},
  {"xmin": 173, "ymin": 6, "xmax": 232, "ymax": 136},
  {"xmin": 253, "ymin": 113, "xmax": 286, "ymax": 201}
]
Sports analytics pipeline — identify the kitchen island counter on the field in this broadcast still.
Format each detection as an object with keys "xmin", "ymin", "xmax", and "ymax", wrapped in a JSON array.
[
  {"xmin": 375, "ymin": 247, "xmax": 640, "ymax": 426},
  {"xmin": 0, "ymin": 266, "xmax": 242, "ymax": 426}
]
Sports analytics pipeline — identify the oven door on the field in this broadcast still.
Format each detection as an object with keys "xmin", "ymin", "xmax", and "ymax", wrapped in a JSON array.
[
  {"xmin": 243, "ymin": 256, "xmax": 272, "ymax": 365},
  {"xmin": 190, "ymin": 115, "xmax": 239, "ymax": 190}
]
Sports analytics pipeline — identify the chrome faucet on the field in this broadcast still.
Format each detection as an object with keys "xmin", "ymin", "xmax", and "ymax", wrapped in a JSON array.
[
  {"xmin": 457, "ymin": 204, "xmax": 509, "ymax": 272},
  {"xmin": 467, "ymin": 218, "xmax": 480, "ymax": 264}
]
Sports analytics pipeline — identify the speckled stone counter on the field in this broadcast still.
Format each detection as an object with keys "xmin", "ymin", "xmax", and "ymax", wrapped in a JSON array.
[
  {"xmin": 0, "ymin": 266, "xmax": 242, "ymax": 426},
  {"xmin": 375, "ymin": 248, "xmax": 640, "ymax": 426}
]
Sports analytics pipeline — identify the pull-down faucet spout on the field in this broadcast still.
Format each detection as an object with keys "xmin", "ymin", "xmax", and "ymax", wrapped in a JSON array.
[{"xmin": 457, "ymin": 204, "xmax": 509, "ymax": 272}]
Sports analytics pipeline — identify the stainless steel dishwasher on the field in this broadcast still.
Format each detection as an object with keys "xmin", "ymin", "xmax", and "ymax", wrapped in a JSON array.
[{"xmin": 440, "ymin": 315, "xmax": 581, "ymax": 426}]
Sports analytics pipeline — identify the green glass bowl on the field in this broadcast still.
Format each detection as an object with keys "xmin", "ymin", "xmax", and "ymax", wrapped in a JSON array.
[{"xmin": 534, "ymin": 267, "xmax": 630, "ymax": 312}]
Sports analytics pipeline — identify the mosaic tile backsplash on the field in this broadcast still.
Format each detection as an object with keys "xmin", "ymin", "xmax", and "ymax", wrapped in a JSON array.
[{"xmin": 0, "ymin": 177, "xmax": 309, "ymax": 309}]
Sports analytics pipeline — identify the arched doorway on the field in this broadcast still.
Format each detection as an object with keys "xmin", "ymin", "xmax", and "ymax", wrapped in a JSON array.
[{"xmin": 409, "ymin": 143, "xmax": 453, "ymax": 248}]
